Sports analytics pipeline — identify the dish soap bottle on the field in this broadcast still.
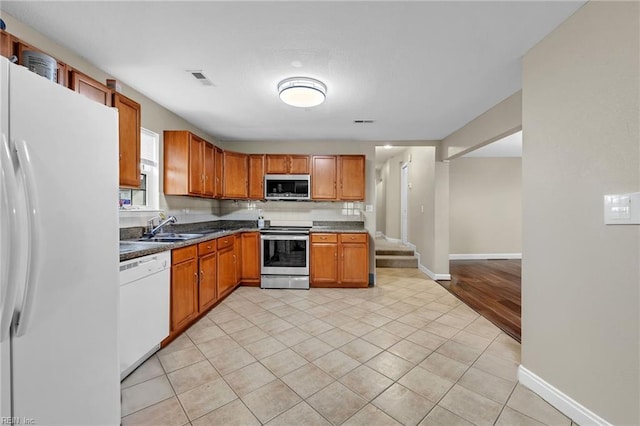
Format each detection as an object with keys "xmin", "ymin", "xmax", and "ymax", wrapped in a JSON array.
[{"xmin": 257, "ymin": 211, "xmax": 265, "ymax": 229}]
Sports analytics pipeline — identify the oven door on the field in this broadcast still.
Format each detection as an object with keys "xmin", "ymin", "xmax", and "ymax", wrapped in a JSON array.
[{"xmin": 260, "ymin": 234, "xmax": 309, "ymax": 276}]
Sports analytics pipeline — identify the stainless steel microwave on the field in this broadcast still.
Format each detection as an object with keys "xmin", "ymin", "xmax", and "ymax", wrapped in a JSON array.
[{"xmin": 264, "ymin": 174, "xmax": 310, "ymax": 200}]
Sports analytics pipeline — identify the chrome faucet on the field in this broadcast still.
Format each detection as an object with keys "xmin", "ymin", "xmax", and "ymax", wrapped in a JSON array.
[{"xmin": 146, "ymin": 215, "xmax": 177, "ymax": 237}]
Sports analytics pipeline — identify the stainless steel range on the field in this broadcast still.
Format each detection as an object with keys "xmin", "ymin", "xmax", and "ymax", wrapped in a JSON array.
[{"xmin": 260, "ymin": 221, "xmax": 311, "ymax": 289}]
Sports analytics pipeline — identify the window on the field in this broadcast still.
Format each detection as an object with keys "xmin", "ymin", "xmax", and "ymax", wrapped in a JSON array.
[{"xmin": 119, "ymin": 128, "xmax": 160, "ymax": 210}]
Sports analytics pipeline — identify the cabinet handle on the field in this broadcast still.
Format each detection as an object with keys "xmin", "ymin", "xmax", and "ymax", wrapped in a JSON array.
[
  {"xmin": 321, "ymin": 236, "xmax": 327, "ymax": 240},
  {"xmin": 351, "ymin": 236, "xmax": 356, "ymax": 240},
  {"xmin": 194, "ymin": 272, "xmax": 198, "ymax": 285},
  {"xmin": 207, "ymin": 244, "xmax": 212, "ymax": 250},
  {"xmin": 200, "ymin": 270, "xmax": 204, "ymax": 282},
  {"xmin": 233, "ymin": 254, "xmax": 236, "ymax": 263}
]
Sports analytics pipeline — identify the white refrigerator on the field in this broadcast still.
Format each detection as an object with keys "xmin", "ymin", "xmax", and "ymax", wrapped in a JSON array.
[{"xmin": 0, "ymin": 56, "xmax": 120, "ymax": 425}]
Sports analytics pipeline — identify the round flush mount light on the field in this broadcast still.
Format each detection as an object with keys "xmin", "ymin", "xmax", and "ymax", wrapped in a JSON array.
[{"xmin": 278, "ymin": 77, "xmax": 327, "ymax": 108}]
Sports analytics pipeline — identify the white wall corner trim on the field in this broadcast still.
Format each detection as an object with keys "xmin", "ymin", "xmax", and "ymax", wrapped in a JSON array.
[
  {"xmin": 449, "ymin": 253, "xmax": 522, "ymax": 260},
  {"xmin": 518, "ymin": 366, "xmax": 612, "ymax": 426}
]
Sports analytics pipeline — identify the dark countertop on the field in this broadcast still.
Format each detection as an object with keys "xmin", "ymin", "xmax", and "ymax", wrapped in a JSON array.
[
  {"xmin": 120, "ymin": 227, "xmax": 258, "ymax": 262},
  {"xmin": 119, "ymin": 221, "xmax": 367, "ymax": 262},
  {"xmin": 310, "ymin": 227, "xmax": 369, "ymax": 234}
]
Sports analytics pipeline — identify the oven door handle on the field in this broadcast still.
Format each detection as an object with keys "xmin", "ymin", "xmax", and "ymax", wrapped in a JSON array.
[{"xmin": 261, "ymin": 235, "xmax": 309, "ymax": 241}]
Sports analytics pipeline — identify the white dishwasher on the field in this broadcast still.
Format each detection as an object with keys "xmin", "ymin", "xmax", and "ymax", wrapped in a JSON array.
[{"xmin": 119, "ymin": 251, "xmax": 171, "ymax": 379}]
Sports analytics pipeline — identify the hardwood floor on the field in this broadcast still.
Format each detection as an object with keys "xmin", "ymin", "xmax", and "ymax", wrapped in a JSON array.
[{"xmin": 442, "ymin": 260, "xmax": 521, "ymax": 342}]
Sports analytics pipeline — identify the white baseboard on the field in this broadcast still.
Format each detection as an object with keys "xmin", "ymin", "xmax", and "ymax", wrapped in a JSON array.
[
  {"xmin": 449, "ymin": 253, "xmax": 522, "ymax": 260},
  {"xmin": 418, "ymin": 262, "xmax": 452, "ymax": 281},
  {"xmin": 518, "ymin": 365, "xmax": 611, "ymax": 426}
]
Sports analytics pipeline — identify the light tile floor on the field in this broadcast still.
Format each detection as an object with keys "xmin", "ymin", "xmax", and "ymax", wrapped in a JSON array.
[{"xmin": 121, "ymin": 268, "xmax": 576, "ymax": 426}]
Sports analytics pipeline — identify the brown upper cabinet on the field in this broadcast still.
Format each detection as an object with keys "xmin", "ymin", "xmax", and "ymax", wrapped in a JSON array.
[
  {"xmin": 214, "ymin": 147, "xmax": 223, "ymax": 198},
  {"xmin": 0, "ymin": 30, "xmax": 13, "ymax": 58},
  {"xmin": 248, "ymin": 154, "xmax": 265, "ymax": 199},
  {"xmin": 163, "ymin": 130, "xmax": 217, "ymax": 198},
  {"xmin": 265, "ymin": 154, "xmax": 310, "ymax": 174},
  {"xmin": 311, "ymin": 155, "xmax": 337, "ymax": 200},
  {"xmin": 113, "ymin": 93, "xmax": 141, "ymax": 188},
  {"xmin": 69, "ymin": 69, "xmax": 112, "ymax": 106},
  {"xmin": 311, "ymin": 155, "xmax": 365, "ymax": 201},
  {"xmin": 222, "ymin": 151, "xmax": 249, "ymax": 199},
  {"xmin": 338, "ymin": 155, "xmax": 366, "ymax": 200}
]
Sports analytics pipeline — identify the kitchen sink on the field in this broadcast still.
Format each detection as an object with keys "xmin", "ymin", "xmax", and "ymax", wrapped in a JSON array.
[
  {"xmin": 119, "ymin": 240, "xmax": 171, "ymax": 254},
  {"xmin": 136, "ymin": 233, "xmax": 204, "ymax": 243}
]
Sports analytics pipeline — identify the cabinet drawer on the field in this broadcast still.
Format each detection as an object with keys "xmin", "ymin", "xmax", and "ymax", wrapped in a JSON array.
[
  {"xmin": 311, "ymin": 233, "xmax": 338, "ymax": 243},
  {"xmin": 217, "ymin": 235, "xmax": 235, "ymax": 250},
  {"xmin": 340, "ymin": 233, "xmax": 368, "ymax": 243},
  {"xmin": 198, "ymin": 240, "xmax": 217, "ymax": 256},
  {"xmin": 172, "ymin": 245, "xmax": 197, "ymax": 264}
]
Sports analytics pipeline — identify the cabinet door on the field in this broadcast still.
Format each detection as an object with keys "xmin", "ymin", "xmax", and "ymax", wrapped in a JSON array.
[
  {"xmin": 203, "ymin": 143, "xmax": 215, "ymax": 197},
  {"xmin": 265, "ymin": 154, "xmax": 288, "ymax": 174},
  {"xmin": 217, "ymin": 246, "xmax": 236, "ymax": 298},
  {"xmin": 223, "ymin": 151, "xmax": 249, "ymax": 198},
  {"xmin": 171, "ymin": 259, "xmax": 199, "ymax": 331},
  {"xmin": 339, "ymin": 155, "xmax": 366, "ymax": 200},
  {"xmin": 214, "ymin": 146, "xmax": 223, "ymax": 198},
  {"xmin": 248, "ymin": 154, "xmax": 265, "ymax": 199},
  {"xmin": 339, "ymin": 242, "xmax": 369, "ymax": 287},
  {"xmin": 113, "ymin": 93, "xmax": 141, "ymax": 188},
  {"xmin": 69, "ymin": 70, "xmax": 112, "ymax": 106},
  {"xmin": 289, "ymin": 155, "xmax": 310, "ymax": 174},
  {"xmin": 311, "ymin": 242, "xmax": 339, "ymax": 284},
  {"xmin": 311, "ymin": 155, "xmax": 337, "ymax": 200},
  {"xmin": 198, "ymin": 251, "xmax": 217, "ymax": 311},
  {"xmin": 188, "ymin": 136, "xmax": 204, "ymax": 195},
  {"xmin": 0, "ymin": 30, "xmax": 12, "ymax": 58},
  {"xmin": 234, "ymin": 234, "xmax": 242, "ymax": 285},
  {"xmin": 240, "ymin": 232, "xmax": 261, "ymax": 284}
]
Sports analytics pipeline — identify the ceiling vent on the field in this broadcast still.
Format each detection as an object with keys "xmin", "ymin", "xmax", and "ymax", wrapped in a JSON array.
[
  {"xmin": 186, "ymin": 70, "xmax": 214, "ymax": 86},
  {"xmin": 353, "ymin": 120, "xmax": 375, "ymax": 124}
]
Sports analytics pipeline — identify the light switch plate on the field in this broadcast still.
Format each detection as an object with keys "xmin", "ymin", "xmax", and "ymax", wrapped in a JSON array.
[
  {"xmin": 604, "ymin": 192, "xmax": 640, "ymax": 224},
  {"xmin": 365, "ymin": 204, "xmax": 373, "ymax": 212}
]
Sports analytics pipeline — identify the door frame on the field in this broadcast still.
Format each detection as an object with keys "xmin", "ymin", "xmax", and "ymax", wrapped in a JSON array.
[{"xmin": 401, "ymin": 162, "xmax": 408, "ymax": 244}]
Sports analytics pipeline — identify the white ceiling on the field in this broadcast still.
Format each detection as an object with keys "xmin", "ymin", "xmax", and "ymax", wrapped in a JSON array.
[
  {"xmin": 462, "ymin": 130, "xmax": 522, "ymax": 158},
  {"xmin": 375, "ymin": 146, "xmax": 408, "ymax": 167},
  {"xmin": 1, "ymin": 1, "xmax": 584, "ymax": 142}
]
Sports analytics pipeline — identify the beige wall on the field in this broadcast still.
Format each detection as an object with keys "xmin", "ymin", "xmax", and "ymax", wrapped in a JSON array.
[
  {"xmin": 382, "ymin": 153, "xmax": 403, "ymax": 239},
  {"xmin": 1, "ymin": 12, "xmax": 221, "ymax": 226},
  {"xmin": 380, "ymin": 147, "xmax": 449, "ymax": 277},
  {"xmin": 375, "ymin": 168, "xmax": 386, "ymax": 234},
  {"xmin": 522, "ymin": 1, "xmax": 639, "ymax": 424},
  {"xmin": 440, "ymin": 91, "xmax": 522, "ymax": 161},
  {"xmin": 450, "ymin": 157, "xmax": 522, "ymax": 255}
]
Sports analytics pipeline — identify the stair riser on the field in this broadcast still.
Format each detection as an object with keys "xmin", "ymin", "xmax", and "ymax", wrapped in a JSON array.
[
  {"xmin": 375, "ymin": 249, "xmax": 415, "ymax": 256},
  {"xmin": 376, "ymin": 258, "xmax": 418, "ymax": 268}
]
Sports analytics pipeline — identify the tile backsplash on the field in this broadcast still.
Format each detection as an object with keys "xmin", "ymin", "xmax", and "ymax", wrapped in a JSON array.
[
  {"xmin": 119, "ymin": 199, "xmax": 363, "ymax": 228},
  {"xmin": 219, "ymin": 200, "xmax": 364, "ymax": 222}
]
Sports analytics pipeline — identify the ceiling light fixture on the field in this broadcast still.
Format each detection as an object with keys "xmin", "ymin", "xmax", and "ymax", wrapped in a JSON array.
[
  {"xmin": 278, "ymin": 77, "xmax": 326, "ymax": 108},
  {"xmin": 384, "ymin": 144, "xmax": 392, "ymax": 149}
]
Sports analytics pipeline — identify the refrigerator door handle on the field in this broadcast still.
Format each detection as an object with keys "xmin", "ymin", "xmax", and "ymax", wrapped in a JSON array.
[
  {"xmin": 0, "ymin": 134, "xmax": 22, "ymax": 342},
  {"xmin": 13, "ymin": 139, "xmax": 41, "ymax": 337}
]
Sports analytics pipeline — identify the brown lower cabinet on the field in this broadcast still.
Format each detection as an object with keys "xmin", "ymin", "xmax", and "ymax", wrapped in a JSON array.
[
  {"xmin": 165, "ymin": 233, "xmax": 248, "ymax": 345},
  {"xmin": 310, "ymin": 233, "xmax": 369, "ymax": 287},
  {"xmin": 240, "ymin": 232, "xmax": 261, "ymax": 285},
  {"xmin": 216, "ymin": 235, "xmax": 238, "ymax": 300}
]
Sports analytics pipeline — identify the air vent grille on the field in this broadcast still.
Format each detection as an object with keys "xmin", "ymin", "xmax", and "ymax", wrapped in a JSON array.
[
  {"xmin": 353, "ymin": 120, "xmax": 375, "ymax": 124},
  {"xmin": 186, "ymin": 70, "xmax": 214, "ymax": 86}
]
